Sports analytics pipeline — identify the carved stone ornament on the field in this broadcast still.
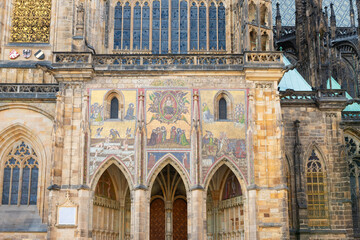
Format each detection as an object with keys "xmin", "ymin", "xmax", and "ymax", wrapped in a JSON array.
[{"xmin": 57, "ymin": 191, "xmax": 78, "ymax": 226}]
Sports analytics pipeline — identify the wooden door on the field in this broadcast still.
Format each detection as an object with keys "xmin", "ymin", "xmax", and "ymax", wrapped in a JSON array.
[{"xmin": 150, "ymin": 198, "xmax": 165, "ymax": 240}]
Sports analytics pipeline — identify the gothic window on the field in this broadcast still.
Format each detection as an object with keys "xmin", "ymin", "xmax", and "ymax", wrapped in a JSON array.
[
  {"xmin": 209, "ymin": 3, "xmax": 217, "ymax": 51},
  {"xmin": 113, "ymin": 0, "xmax": 226, "ymax": 53},
  {"xmin": 114, "ymin": 2, "xmax": 122, "ymax": 49},
  {"xmin": 219, "ymin": 98, "xmax": 227, "ymax": 120},
  {"xmin": 190, "ymin": 3, "xmax": 198, "ymax": 51},
  {"xmin": 250, "ymin": 29, "xmax": 257, "ymax": 50},
  {"xmin": 133, "ymin": 2, "xmax": 141, "ymax": 50},
  {"xmin": 345, "ymin": 134, "xmax": 360, "ymax": 236},
  {"xmin": 261, "ymin": 32, "xmax": 268, "ymax": 51},
  {"xmin": 248, "ymin": 2, "xmax": 256, "ymax": 24},
  {"xmin": 218, "ymin": 3, "xmax": 226, "ymax": 50},
  {"xmin": 152, "ymin": 0, "xmax": 161, "ymax": 53},
  {"xmin": 123, "ymin": 3, "xmax": 131, "ymax": 50},
  {"xmin": 104, "ymin": 90, "xmax": 124, "ymax": 120},
  {"xmin": 214, "ymin": 91, "xmax": 233, "ymax": 121},
  {"xmin": 171, "ymin": 0, "xmax": 179, "ymax": 53},
  {"xmin": 260, "ymin": 4, "xmax": 268, "ymax": 26},
  {"xmin": 10, "ymin": 0, "xmax": 52, "ymax": 43},
  {"xmin": 284, "ymin": 156, "xmax": 293, "ymax": 229},
  {"xmin": 179, "ymin": 1, "xmax": 188, "ymax": 53},
  {"xmin": 142, "ymin": 3, "xmax": 150, "ymax": 50},
  {"xmin": 110, "ymin": 97, "xmax": 119, "ymax": 119},
  {"xmin": 199, "ymin": 3, "xmax": 207, "ymax": 50},
  {"xmin": 161, "ymin": 0, "xmax": 169, "ymax": 54},
  {"xmin": 306, "ymin": 149, "xmax": 329, "ymax": 227},
  {"xmin": 2, "ymin": 141, "xmax": 39, "ymax": 205}
]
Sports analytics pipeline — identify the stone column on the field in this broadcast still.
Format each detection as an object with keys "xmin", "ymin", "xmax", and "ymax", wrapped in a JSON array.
[
  {"xmin": 189, "ymin": 188, "xmax": 206, "ymax": 240},
  {"xmin": 132, "ymin": 187, "xmax": 148, "ymax": 240},
  {"xmin": 165, "ymin": 200, "xmax": 173, "ymax": 240},
  {"xmin": 245, "ymin": 62, "xmax": 288, "ymax": 240}
]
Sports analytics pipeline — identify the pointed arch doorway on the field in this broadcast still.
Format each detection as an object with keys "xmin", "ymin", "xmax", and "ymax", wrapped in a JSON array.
[
  {"xmin": 92, "ymin": 164, "xmax": 131, "ymax": 240},
  {"xmin": 206, "ymin": 164, "xmax": 245, "ymax": 239},
  {"xmin": 150, "ymin": 164, "xmax": 188, "ymax": 240}
]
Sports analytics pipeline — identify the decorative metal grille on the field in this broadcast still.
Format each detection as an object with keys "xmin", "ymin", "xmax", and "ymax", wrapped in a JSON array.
[{"xmin": 10, "ymin": 0, "xmax": 52, "ymax": 43}]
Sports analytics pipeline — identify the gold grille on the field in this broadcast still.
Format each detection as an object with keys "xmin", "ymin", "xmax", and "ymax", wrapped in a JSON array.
[
  {"xmin": 307, "ymin": 150, "xmax": 329, "ymax": 227},
  {"xmin": 10, "ymin": 0, "xmax": 52, "ymax": 43}
]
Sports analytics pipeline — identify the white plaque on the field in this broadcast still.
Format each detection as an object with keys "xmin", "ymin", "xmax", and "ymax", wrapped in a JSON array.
[{"xmin": 58, "ymin": 207, "xmax": 77, "ymax": 225}]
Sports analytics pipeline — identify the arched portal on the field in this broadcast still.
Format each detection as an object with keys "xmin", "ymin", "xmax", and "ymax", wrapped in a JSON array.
[
  {"xmin": 150, "ymin": 164, "xmax": 187, "ymax": 240},
  {"xmin": 206, "ymin": 165, "xmax": 244, "ymax": 239},
  {"xmin": 92, "ymin": 164, "xmax": 131, "ymax": 240}
]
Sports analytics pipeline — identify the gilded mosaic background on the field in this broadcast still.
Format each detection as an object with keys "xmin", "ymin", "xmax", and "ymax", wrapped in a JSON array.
[{"xmin": 89, "ymin": 89, "xmax": 137, "ymax": 178}]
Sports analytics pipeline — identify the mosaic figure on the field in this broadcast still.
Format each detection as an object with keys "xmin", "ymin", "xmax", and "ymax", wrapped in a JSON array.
[
  {"xmin": 202, "ymin": 103, "xmax": 214, "ymax": 122},
  {"xmin": 124, "ymin": 103, "xmax": 136, "ymax": 120}
]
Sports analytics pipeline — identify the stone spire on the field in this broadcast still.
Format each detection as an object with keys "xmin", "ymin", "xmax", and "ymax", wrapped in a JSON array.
[
  {"xmin": 330, "ymin": 3, "xmax": 337, "ymax": 39},
  {"xmin": 276, "ymin": 2, "xmax": 282, "ymax": 41},
  {"xmin": 350, "ymin": 0, "xmax": 356, "ymax": 28}
]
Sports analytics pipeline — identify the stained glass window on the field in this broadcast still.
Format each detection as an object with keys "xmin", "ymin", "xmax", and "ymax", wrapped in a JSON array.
[
  {"xmin": 2, "ymin": 142, "xmax": 39, "ymax": 205},
  {"xmin": 306, "ymin": 150, "xmax": 328, "ymax": 227},
  {"xmin": 10, "ymin": 0, "xmax": 52, "ymax": 43},
  {"xmin": 133, "ymin": 2, "xmax": 141, "ymax": 50},
  {"xmin": 218, "ymin": 3, "xmax": 226, "ymax": 50},
  {"xmin": 142, "ymin": 3, "xmax": 150, "ymax": 50},
  {"xmin": 114, "ymin": 2, "xmax": 123, "ymax": 49},
  {"xmin": 161, "ymin": 0, "xmax": 169, "ymax": 53},
  {"xmin": 190, "ymin": 3, "xmax": 198, "ymax": 51},
  {"xmin": 209, "ymin": 3, "xmax": 217, "ymax": 50},
  {"xmin": 113, "ymin": 0, "xmax": 226, "ymax": 53},
  {"xmin": 179, "ymin": 1, "xmax": 188, "ymax": 53},
  {"xmin": 171, "ymin": 0, "xmax": 179, "ymax": 53},
  {"xmin": 345, "ymin": 135, "xmax": 360, "ymax": 236},
  {"xmin": 123, "ymin": 3, "xmax": 131, "ymax": 50},
  {"xmin": 152, "ymin": 0, "xmax": 161, "ymax": 53},
  {"xmin": 199, "ymin": 3, "xmax": 207, "ymax": 50}
]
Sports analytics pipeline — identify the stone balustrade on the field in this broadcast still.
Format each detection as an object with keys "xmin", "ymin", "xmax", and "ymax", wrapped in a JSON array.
[{"xmin": 52, "ymin": 52, "xmax": 284, "ymax": 69}]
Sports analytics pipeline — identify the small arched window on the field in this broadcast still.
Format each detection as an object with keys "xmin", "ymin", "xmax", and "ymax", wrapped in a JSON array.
[
  {"xmin": 104, "ymin": 90, "xmax": 124, "ymax": 120},
  {"xmin": 110, "ymin": 97, "xmax": 119, "ymax": 119},
  {"xmin": 219, "ymin": 98, "xmax": 227, "ymax": 120},
  {"xmin": 214, "ymin": 91, "xmax": 233, "ymax": 121},
  {"xmin": 2, "ymin": 141, "xmax": 39, "ymax": 205}
]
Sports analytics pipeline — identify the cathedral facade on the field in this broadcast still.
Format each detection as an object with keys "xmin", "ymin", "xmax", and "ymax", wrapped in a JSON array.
[{"xmin": 0, "ymin": 0, "xmax": 359, "ymax": 239}]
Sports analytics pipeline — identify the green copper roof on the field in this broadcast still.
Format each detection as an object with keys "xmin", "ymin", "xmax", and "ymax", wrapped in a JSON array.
[
  {"xmin": 278, "ymin": 56, "xmax": 312, "ymax": 91},
  {"xmin": 327, "ymin": 77, "xmax": 360, "ymax": 112}
]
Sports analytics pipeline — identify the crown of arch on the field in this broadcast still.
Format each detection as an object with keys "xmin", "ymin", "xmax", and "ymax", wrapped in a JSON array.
[
  {"xmin": 147, "ymin": 155, "xmax": 190, "ymax": 194},
  {"xmin": 303, "ymin": 143, "xmax": 328, "ymax": 173},
  {"xmin": 204, "ymin": 158, "xmax": 247, "ymax": 195},
  {"xmin": 90, "ymin": 157, "xmax": 134, "ymax": 192},
  {"xmin": 214, "ymin": 90, "xmax": 234, "ymax": 121},
  {"xmin": 0, "ymin": 124, "xmax": 47, "ymax": 166},
  {"xmin": 103, "ymin": 89, "xmax": 125, "ymax": 120}
]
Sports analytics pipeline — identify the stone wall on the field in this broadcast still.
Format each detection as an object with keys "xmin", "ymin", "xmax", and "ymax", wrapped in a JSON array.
[{"xmin": 282, "ymin": 104, "xmax": 353, "ymax": 238}]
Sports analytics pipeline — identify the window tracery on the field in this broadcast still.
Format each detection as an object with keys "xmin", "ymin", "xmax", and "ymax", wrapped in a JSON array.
[
  {"xmin": 306, "ymin": 149, "xmax": 328, "ymax": 227},
  {"xmin": 2, "ymin": 141, "xmax": 39, "ymax": 205},
  {"xmin": 10, "ymin": 0, "xmax": 52, "ymax": 43},
  {"xmin": 345, "ymin": 134, "xmax": 360, "ymax": 236},
  {"xmin": 113, "ymin": 0, "xmax": 226, "ymax": 53}
]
